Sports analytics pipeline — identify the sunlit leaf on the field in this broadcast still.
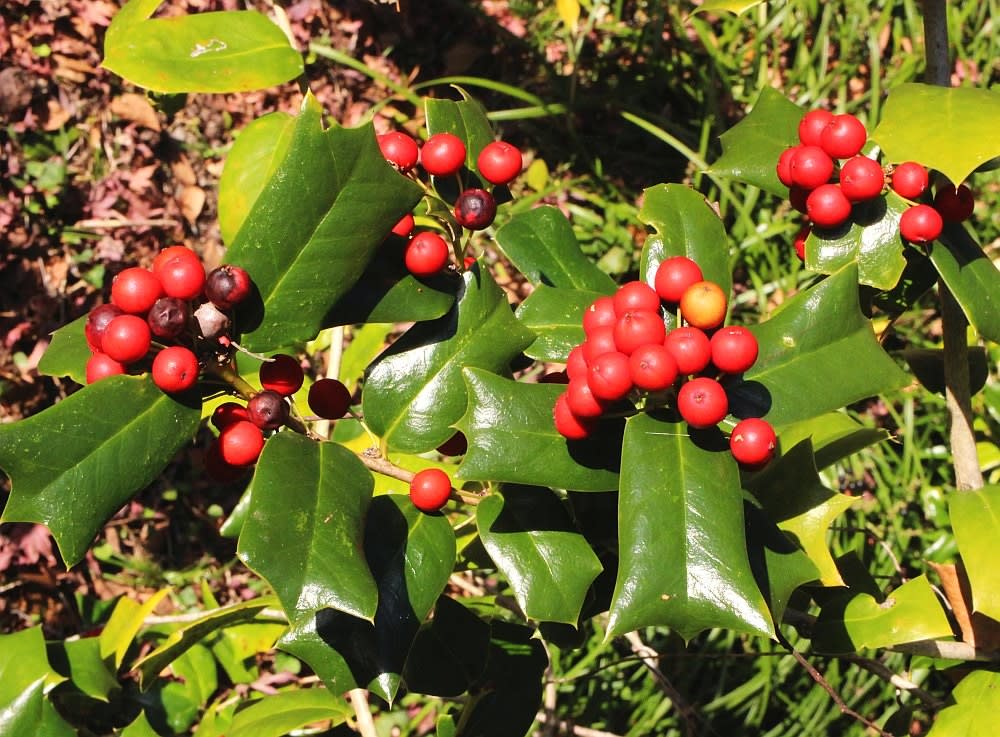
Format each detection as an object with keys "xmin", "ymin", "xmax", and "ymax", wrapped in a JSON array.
[
  {"xmin": 37, "ymin": 315, "xmax": 88, "ymax": 384},
  {"xmin": 949, "ymin": 485, "xmax": 1000, "ymax": 621},
  {"xmin": 425, "ymin": 96, "xmax": 495, "ymax": 175},
  {"xmin": 745, "ymin": 503, "xmax": 819, "ymax": 625},
  {"xmin": 692, "ymin": 0, "xmax": 766, "ymax": 14},
  {"xmin": 100, "ymin": 588, "xmax": 171, "ymax": 669},
  {"xmin": 931, "ymin": 223, "xmax": 1000, "ymax": 343},
  {"xmin": 514, "ymin": 284, "xmax": 603, "ymax": 361},
  {"xmin": 927, "ymin": 670, "xmax": 1000, "ymax": 737},
  {"xmin": 228, "ymin": 688, "xmax": 351, "ymax": 737}
]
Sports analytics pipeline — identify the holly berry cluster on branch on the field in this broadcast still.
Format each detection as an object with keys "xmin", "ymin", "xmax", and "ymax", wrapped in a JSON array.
[
  {"xmin": 84, "ymin": 246, "xmax": 252, "ymax": 393},
  {"xmin": 777, "ymin": 109, "xmax": 975, "ymax": 257},
  {"xmin": 553, "ymin": 256, "xmax": 777, "ymax": 468},
  {"xmin": 377, "ymin": 130, "xmax": 523, "ymax": 276}
]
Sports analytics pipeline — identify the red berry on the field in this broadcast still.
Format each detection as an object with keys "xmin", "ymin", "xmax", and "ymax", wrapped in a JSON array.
[
  {"xmin": 654, "ymin": 256, "xmax": 703, "ymax": 303},
  {"xmin": 152, "ymin": 346, "xmax": 200, "ymax": 393},
  {"xmin": 553, "ymin": 393, "xmax": 595, "ymax": 440},
  {"xmin": 111, "ymin": 267, "xmax": 163, "ymax": 315},
  {"xmin": 933, "ymin": 184, "xmax": 974, "ymax": 223},
  {"xmin": 405, "ymin": 232, "xmax": 450, "ymax": 276},
  {"xmin": 664, "ymin": 326, "xmax": 712, "ymax": 375},
  {"xmin": 205, "ymin": 265, "xmax": 252, "ymax": 310},
  {"xmin": 613, "ymin": 310, "xmax": 667, "ymax": 355},
  {"xmin": 378, "ymin": 131, "xmax": 419, "ymax": 173},
  {"xmin": 421, "ymin": 133, "xmax": 466, "ymax": 177},
  {"xmin": 566, "ymin": 345, "xmax": 589, "ymax": 381},
  {"xmin": 102, "ymin": 315, "xmax": 151, "ymax": 364},
  {"xmin": 710, "ymin": 326, "xmax": 759, "ymax": 374},
  {"xmin": 259, "ymin": 354, "xmax": 304, "ymax": 396},
  {"xmin": 156, "ymin": 254, "xmax": 205, "ymax": 300},
  {"xmin": 677, "ymin": 377, "xmax": 729, "ymax": 429},
  {"xmin": 587, "ymin": 351, "xmax": 633, "ymax": 401},
  {"xmin": 212, "ymin": 402, "xmax": 250, "ymax": 431},
  {"xmin": 566, "ymin": 379, "xmax": 606, "ymax": 419},
  {"xmin": 890, "ymin": 162, "xmax": 929, "ymax": 200},
  {"xmin": 798, "ymin": 109, "xmax": 834, "ymax": 147},
  {"xmin": 806, "ymin": 184, "xmax": 852, "ymax": 228},
  {"xmin": 729, "ymin": 418, "xmax": 777, "ymax": 466},
  {"xmin": 776, "ymin": 146, "xmax": 798, "ymax": 188},
  {"xmin": 463, "ymin": 255, "xmax": 477, "ymax": 269},
  {"xmin": 247, "ymin": 389, "xmax": 289, "ymax": 430},
  {"xmin": 789, "ymin": 186, "xmax": 809, "ymax": 214},
  {"xmin": 308, "ymin": 378, "xmax": 352, "ymax": 419},
  {"xmin": 839, "ymin": 156, "xmax": 885, "ymax": 202},
  {"xmin": 392, "ymin": 213, "xmax": 415, "ymax": 237},
  {"xmin": 218, "ymin": 420, "xmax": 265, "ymax": 467},
  {"xmin": 819, "ymin": 114, "xmax": 867, "ymax": 159},
  {"xmin": 613, "ymin": 281, "xmax": 660, "ymax": 316},
  {"xmin": 85, "ymin": 304, "xmax": 125, "ymax": 352},
  {"xmin": 86, "ymin": 353, "xmax": 126, "ymax": 384},
  {"xmin": 477, "ymin": 141, "xmax": 523, "ymax": 185},
  {"xmin": 147, "ymin": 297, "xmax": 189, "ymax": 339},
  {"xmin": 454, "ymin": 188, "xmax": 497, "ymax": 230},
  {"xmin": 628, "ymin": 343, "xmax": 678, "ymax": 392},
  {"xmin": 582, "ymin": 296, "xmax": 617, "ymax": 335},
  {"xmin": 581, "ymin": 326, "xmax": 618, "ymax": 364},
  {"xmin": 152, "ymin": 246, "xmax": 200, "ymax": 276},
  {"xmin": 409, "ymin": 468, "xmax": 452, "ymax": 513},
  {"xmin": 899, "ymin": 204, "xmax": 943, "ymax": 244},
  {"xmin": 793, "ymin": 225, "xmax": 810, "ymax": 262},
  {"xmin": 789, "ymin": 146, "xmax": 835, "ymax": 190},
  {"xmin": 437, "ymin": 432, "xmax": 468, "ymax": 456}
]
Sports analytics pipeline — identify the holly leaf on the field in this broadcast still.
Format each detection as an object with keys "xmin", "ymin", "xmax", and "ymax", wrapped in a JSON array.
[
  {"xmin": 927, "ymin": 671, "xmax": 1000, "ymax": 737},
  {"xmin": 237, "ymin": 433, "xmax": 376, "ymax": 624},
  {"xmin": 278, "ymin": 495, "xmax": 455, "ymax": 704},
  {"xmin": 0, "ymin": 375, "xmax": 201, "ymax": 566},
  {"xmin": 37, "ymin": 315, "xmax": 89, "ymax": 384},
  {"xmin": 804, "ymin": 191, "xmax": 908, "ymax": 290},
  {"xmin": 363, "ymin": 266, "xmax": 535, "ymax": 453},
  {"xmin": 745, "ymin": 503, "xmax": 820, "ymax": 625},
  {"xmin": 812, "ymin": 575, "xmax": 953, "ymax": 653},
  {"xmin": 872, "ymin": 83, "xmax": 1000, "ymax": 186},
  {"xmin": 494, "ymin": 206, "xmax": 617, "ymax": 292},
  {"xmin": 0, "ymin": 628, "xmax": 74, "ymax": 737},
  {"xmin": 227, "ymin": 94, "xmax": 422, "ymax": 352},
  {"xmin": 949, "ymin": 485, "xmax": 1000, "ymax": 621},
  {"xmin": 776, "ymin": 412, "xmax": 888, "ymax": 470},
  {"xmin": 514, "ymin": 284, "xmax": 604, "ymax": 362},
  {"xmin": 607, "ymin": 412, "xmax": 774, "ymax": 641},
  {"xmin": 218, "ymin": 111, "xmax": 295, "ymax": 245},
  {"xmin": 100, "ymin": 588, "xmax": 171, "ymax": 669},
  {"xmin": 103, "ymin": 1, "xmax": 303, "ymax": 93},
  {"xmin": 902, "ymin": 347, "xmax": 990, "ymax": 396},
  {"xmin": 708, "ymin": 87, "xmax": 802, "ymax": 196},
  {"xmin": 726, "ymin": 264, "xmax": 911, "ymax": 427},
  {"xmin": 477, "ymin": 486, "xmax": 603, "ymax": 625},
  {"xmin": 227, "ymin": 689, "xmax": 351, "ymax": 737},
  {"xmin": 931, "ymin": 223, "xmax": 1000, "ymax": 343},
  {"xmin": 456, "ymin": 369, "xmax": 621, "ymax": 492},
  {"xmin": 402, "ymin": 596, "xmax": 491, "ymax": 697},
  {"xmin": 747, "ymin": 439, "xmax": 856, "ymax": 587}
]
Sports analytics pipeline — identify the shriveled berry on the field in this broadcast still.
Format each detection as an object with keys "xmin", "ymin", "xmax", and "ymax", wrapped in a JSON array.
[
  {"xmin": 193, "ymin": 302, "xmax": 229, "ymax": 339},
  {"xmin": 147, "ymin": 297, "xmax": 189, "ymax": 339},
  {"xmin": 454, "ymin": 188, "xmax": 497, "ymax": 230},
  {"xmin": 308, "ymin": 378, "xmax": 352, "ymax": 420},
  {"xmin": 205, "ymin": 265, "xmax": 252, "ymax": 310},
  {"xmin": 247, "ymin": 390, "xmax": 288, "ymax": 430},
  {"xmin": 259, "ymin": 354, "xmax": 304, "ymax": 396},
  {"xmin": 152, "ymin": 346, "xmax": 200, "ymax": 393}
]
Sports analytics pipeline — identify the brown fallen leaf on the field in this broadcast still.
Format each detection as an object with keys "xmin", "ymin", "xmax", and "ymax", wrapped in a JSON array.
[
  {"xmin": 930, "ymin": 560, "xmax": 1000, "ymax": 654},
  {"xmin": 171, "ymin": 156, "xmax": 197, "ymax": 187},
  {"xmin": 179, "ymin": 185, "xmax": 206, "ymax": 225},
  {"xmin": 43, "ymin": 99, "xmax": 71, "ymax": 131},
  {"xmin": 109, "ymin": 93, "xmax": 161, "ymax": 131}
]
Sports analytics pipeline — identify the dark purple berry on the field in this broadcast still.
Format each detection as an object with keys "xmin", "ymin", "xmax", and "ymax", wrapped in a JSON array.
[
  {"xmin": 454, "ymin": 188, "xmax": 497, "ymax": 230},
  {"xmin": 205, "ymin": 265, "xmax": 252, "ymax": 310},
  {"xmin": 147, "ymin": 297, "xmax": 189, "ymax": 339},
  {"xmin": 247, "ymin": 390, "xmax": 288, "ymax": 430},
  {"xmin": 85, "ymin": 304, "xmax": 125, "ymax": 352}
]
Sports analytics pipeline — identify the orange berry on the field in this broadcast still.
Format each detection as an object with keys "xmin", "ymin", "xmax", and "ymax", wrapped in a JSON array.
[{"xmin": 679, "ymin": 281, "xmax": 727, "ymax": 330}]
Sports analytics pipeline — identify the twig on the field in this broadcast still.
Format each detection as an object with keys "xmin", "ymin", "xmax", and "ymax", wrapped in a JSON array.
[
  {"xmin": 844, "ymin": 656, "xmax": 945, "ymax": 710},
  {"xmin": 74, "ymin": 217, "xmax": 181, "ymax": 229},
  {"xmin": 348, "ymin": 689, "xmax": 378, "ymax": 737},
  {"xmin": 534, "ymin": 713, "xmax": 623, "ymax": 737},
  {"xmin": 622, "ymin": 631, "xmax": 702, "ymax": 737}
]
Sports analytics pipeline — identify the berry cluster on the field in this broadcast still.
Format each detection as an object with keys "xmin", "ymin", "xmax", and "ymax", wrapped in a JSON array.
[
  {"xmin": 777, "ymin": 110, "xmax": 975, "ymax": 257},
  {"xmin": 553, "ymin": 257, "xmax": 777, "ymax": 468},
  {"xmin": 84, "ymin": 247, "xmax": 252, "ymax": 394},
  {"xmin": 377, "ymin": 131, "xmax": 523, "ymax": 277}
]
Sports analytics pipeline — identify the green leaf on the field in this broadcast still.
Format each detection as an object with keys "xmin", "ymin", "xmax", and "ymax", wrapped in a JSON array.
[
  {"xmin": 812, "ymin": 575, "xmax": 952, "ymax": 653},
  {"xmin": 607, "ymin": 412, "xmax": 774, "ymax": 640},
  {"xmin": 100, "ymin": 589, "xmax": 171, "ymax": 669},
  {"xmin": 220, "ymin": 485, "xmax": 253, "ymax": 539},
  {"xmin": 0, "ymin": 375, "xmax": 201, "ymax": 566},
  {"xmin": 120, "ymin": 711, "xmax": 161, "ymax": 737},
  {"xmin": 709, "ymin": 87, "xmax": 802, "ymax": 196},
  {"xmin": 727, "ymin": 265, "xmax": 911, "ymax": 427},
  {"xmin": 931, "ymin": 224, "xmax": 1000, "ymax": 343},
  {"xmin": 494, "ymin": 206, "xmax": 617, "ymax": 292},
  {"xmin": 477, "ymin": 486, "xmax": 603, "ymax": 625},
  {"xmin": 805, "ymin": 192, "xmax": 908, "ymax": 290},
  {"xmin": 37, "ymin": 315, "xmax": 88, "ymax": 384},
  {"xmin": 159, "ymin": 644, "xmax": 218, "ymax": 733},
  {"xmin": 0, "ymin": 629, "xmax": 73, "ymax": 737},
  {"xmin": 227, "ymin": 94, "xmax": 422, "ymax": 352},
  {"xmin": 425, "ymin": 96, "xmax": 495, "ymax": 174},
  {"xmin": 747, "ymin": 439, "xmax": 856, "ymax": 586},
  {"xmin": 776, "ymin": 412, "xmax": 888, "ymax": 471},
  {"xmin": 402, "ymin": 596, "xmax": 491, "ymax": 697},
  {"xmin": 902, "ymin": 347, "xmax": 990, "ymax": 396},
  {"xmin": 745, "ymin": 503, "xmax": 820, "ymax": 625},
  {"xmin": 363, "ymin": 266, "xmax": 535, "ymax": 453},
  {"xmin": 638, "ymin": 184, "xmax": 732, "ymax": 302},
  {"xmin": 103, "ymin": 2, "xmax": 303, "ymax": 93},
  {"xmin": 514, "ymin": 284, "xmax": 604, "ymax": 362},
  {"xmin": 211, "ymin": 623, "xmax": 285, "ymax": 684},
  {"xmin": 949, "ymin": 485, "xmax": 1000, "ymax": 621},
  {"xmin": 228, "ymin": 689, "xmax": 351, "ymax": 737},
  {"xmin": 693, "ymin": 0, "xmax": 766, "ymax": 13},
  {"xmin": 278, "ymin": 495, "xmax": 456, "ymax": 703},
  {"xmin": 56, "ymin": 638, "xmax": 120, "ymax": 701},
  {"xmin": 338, "ymin": 323, "xmax": 393, "ymax": 394},
  {"xmin": 237, "ymin": 433, "xmax": 377, "ymax": 624},
  {"xmin": 872, "ymin": 83, "xmax": 1000, "ymax": 186},
  {"xmin": 0, "ymin": 679, "xmax": 74, "ymax": 737},
  {"xmin": 218, "ymin": 111, "xmax": 295, "ymax": 245},
  {"xmin": 456, "ymin": 369, "xmax": 621, "ymax": 492},
  {"xmin": 927, "ymin": 670, "xmax": 1000, "ymax": 737},
  {"xmin": 133, "ymin": 597, "xmax": 278, "ymax": 689}
]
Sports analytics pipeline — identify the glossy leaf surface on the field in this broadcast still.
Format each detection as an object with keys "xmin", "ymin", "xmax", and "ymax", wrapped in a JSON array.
[
  {"xmin": 456, "ymin": 369, "xmax": 621, "ymax": 492},
  {"xmin": 514, "ymin": 284, "xmax": 603, "ymax": 361},
  {"xmin": 58, "ymin": 638, "xmax": 119, "ymax": 701},
  {"xmin": 227, "ymin": 94, "xmax": 422, "ymax": 352},
  {"xmin": 477, "ymin": 486, "xmax": 603, "ymax": 624},
  {"xmin": 872, "ymin": 83, "xmax": 1000, "ymax": 186},
  {"xmin": 776, "ymin": 412, "xmax": 888, "ymax": 471},
  {"xmin": 237, "ymin": 433, "xmax": 377, "ymax": 624},
  {"xmin": 494, "ymin": 206, "xmax": 617, "ymax": 292},
  {"xmin": 926, "ymin": 670, "xmax": 1000, "ymax": 737},
  {"xmin": 100, "ymin": 588, "xmax": 171, "ymax": 669},
  {"xmin": 745, "ymin": 503, "xmax": 819, "ymax": 625},
  {"xmin": 228, "ymin": 689, "xmax": 351, "ymax": 737},
  {"xmin": 0, "ymin": 628, "xmax": 73, "ymax": 737},
  {"xmin": 931, "ymin": 224, "xmax": 1000, "ymax": 343},
  {"xmin": 727, "ymin": 265, "xmax": 910, "ymax": 426},
  {"xmin": 363, "ymin": 267, "xmax": 534, "ymax": 453},
  {"xmin": 949, "ymin": 485, "xmax": 1000, "ymax": 621},
  {"xmin": 103, "ymin": 1, "xmax": 303, "ymax": 93},
  {"xmin": 37, "ymin": 315, "xmax": 88, "ymax": 384},
  {"xmin": 608, "ymin": 412, "xmax": 774, "ymax": 640},
  {"xmin": 402, "ymin": 596, "xmax": 491, "ymax": 697},
  {"xmin": 0, "ymin": 375, "xmax": 201, "ymax": 566}
]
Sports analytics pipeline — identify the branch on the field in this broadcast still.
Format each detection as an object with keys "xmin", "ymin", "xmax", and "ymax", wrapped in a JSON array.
[
  {"xmin": 844, "ymin": 655, "xmax": 945, "ymax": 710},
  {"xmin": 534, "ymin": 713, "xmax": 623, "ymax": 737},
  {"xmin": 622, "ymin": 631, "xmax": 701, "ymax": 737},
  {"xmin": 347, "ymin": 689, "xmax": 378, "ymax": 737}
]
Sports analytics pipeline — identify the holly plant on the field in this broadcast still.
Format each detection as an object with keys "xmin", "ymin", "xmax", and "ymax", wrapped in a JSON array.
[{"xmin": 1, "ymin": 1, "xmax": 999, "ymax": 736}]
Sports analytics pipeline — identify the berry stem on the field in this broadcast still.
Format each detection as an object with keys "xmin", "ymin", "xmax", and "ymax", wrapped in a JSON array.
[
  {"xmin": 354, "ymin": 450, "xmax": 481, "ymax": 505},
  {"xmin": 206, "ymin": 362, "xmax": 257, "ymax": 401}
]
